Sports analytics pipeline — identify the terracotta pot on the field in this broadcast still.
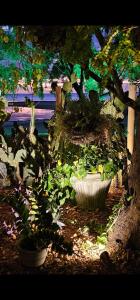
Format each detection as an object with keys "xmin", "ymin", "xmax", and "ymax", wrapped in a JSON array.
[
  {"xmin": 70, "ymin": 173, "xmax": 111, "ymax": 211},
  {"xmin": 19, "ymin": 247, "xmax": 47, "ymax": 267}
]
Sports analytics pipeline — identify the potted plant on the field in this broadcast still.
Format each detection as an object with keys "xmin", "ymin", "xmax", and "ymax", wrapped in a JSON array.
[
  {"xmin": 70, "ymin": 143, "xmax": 127, "ymax": 210},
  {"xmin": 47, "ymin": 88, "xmax": 127, "ymax": 211},
  {"xmin": 4, "ymin": 178, "xmax": 73, "ymax": 267}
]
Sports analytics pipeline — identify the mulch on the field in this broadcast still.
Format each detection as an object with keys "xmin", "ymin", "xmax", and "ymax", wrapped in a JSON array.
[{"xmin": 0, "ymin": 186, "xmax": 140, "ymax": 276}]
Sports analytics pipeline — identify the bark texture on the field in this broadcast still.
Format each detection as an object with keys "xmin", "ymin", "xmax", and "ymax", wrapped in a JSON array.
[{"xmin": 107, "ymin": 110, "xmax": 140, "ymax": 253}]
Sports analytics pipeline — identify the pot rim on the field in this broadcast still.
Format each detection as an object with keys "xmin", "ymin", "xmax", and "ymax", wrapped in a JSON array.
[
  {"xmin": 19, "ymin": 245, "xmax": 47, "ymax": 253},
  {"xmin": 70, "ymin": 172, "xmax": 111, "ymax": 182}
]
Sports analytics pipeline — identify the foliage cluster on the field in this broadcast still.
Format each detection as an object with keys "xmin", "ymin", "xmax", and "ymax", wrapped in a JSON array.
[
  {"xmin": 71, "ymin": 143, "xmax": 126, "ymax": 181},
  {"xmin": 1, "ymin": 182, "xmax": 73, "ymax": 254},
  {"xmin": 87, "ymin": 202, "xmax": 124, "ymax": 246}
]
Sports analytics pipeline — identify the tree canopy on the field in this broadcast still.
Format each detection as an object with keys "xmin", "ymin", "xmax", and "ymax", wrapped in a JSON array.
[
  {"xmin": 16, "ymin": 25, "xmax": 140, "ymax": 106},
  {"xmin": 0, "ymin": 27, "xmax": 52, "ymax": 97},
  {"xmin": 1, "ymin": 25, "xmax": 140, "ymax": 108}
]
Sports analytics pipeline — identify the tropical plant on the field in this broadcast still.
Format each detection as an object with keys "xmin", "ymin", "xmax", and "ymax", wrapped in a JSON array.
[
  {"xmin": 39, "ymin": 160, "xmax": 76, "ymax": 221},
  {"xmin": 70, "ymin": 142, "xmax": 127, "ymax": 181},
  {"xmin": 96, "ymin": 202, "xmax": 124, "ymax": 246},
  {"xmin": 47, "ymin": 91, "xmax": 103, "ymax": 159},
  {"xmin": 1, "ymin": 179, "xmax": 73, "ymax": 254},
  {"xmin": 0, "ymin": 99, "xmax": 49, "ymax": 185},
  {"xmin": 48, "ymin": 101, "xmax": 127, "ymax": 181}
]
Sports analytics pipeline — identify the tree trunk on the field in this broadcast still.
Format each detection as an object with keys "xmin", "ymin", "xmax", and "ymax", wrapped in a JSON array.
[
  {"xmin": 69, "ymin": 63, "xmax": 87, "ymax": 101},
  {"xmin": 128, "ymin": 109, "xmax": 140, "ymax": 205},
  {"xmin": 72, "ymin": 82, "xmax": 87, "ymax": 101},
  {"xmin": 107, "ymin": 93, "xmax": 140, "ymax": 254},
  {"xmin": 127, "ymin": 84, "xmax": 136, "ymax": 165},
  {"xmin": 55, "ymin": 86, "xmax": 62, "ymax": 112}
]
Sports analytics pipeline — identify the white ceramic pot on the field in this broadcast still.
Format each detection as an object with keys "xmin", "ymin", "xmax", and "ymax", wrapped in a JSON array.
[{"xmin": 70, "ymin": 173, "xmax": 111, "ymax": 210}]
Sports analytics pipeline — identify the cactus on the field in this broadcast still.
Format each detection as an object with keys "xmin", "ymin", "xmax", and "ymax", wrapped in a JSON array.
[
  {"xmin": 0, "ymin": 135, "xmax": 27, "ymax": 167},
  {"xmin": 0, "ymin": 98, "xmax": 48, "ymax": 185},
  {"xmin": 0, "ymin": 134, "xmax": 27, "ymax": 184},
  {"xmin": 0, "ymin": 162, "xmax": 7, "ymax": 179}
]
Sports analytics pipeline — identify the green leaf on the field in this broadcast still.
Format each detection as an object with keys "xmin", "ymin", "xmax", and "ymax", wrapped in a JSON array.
[
  {"xmin": 29, "ymin": 210, "xmax": 37, "ymax": 215},
  {"xmin": 96, "ymin": 235, "xmax": 107, "ymax": 245},
  {"xmin": 58, "ymin": 191, "xmax": 63, "ymax": 198},
  {"xmin": 103, "ymin": 161, "xmax": 114, "ymax": 172},
  {"xmin": 60, "ymin": 198, "xmax": 66, "ymax": 205},
  {"xmin": 32, "ymin": 205, "xmax": 38, "ymax": 210}
]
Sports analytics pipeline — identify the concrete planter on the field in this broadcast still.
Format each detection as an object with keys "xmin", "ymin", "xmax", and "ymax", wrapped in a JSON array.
[
  {"xmin": 70, "ymin": 173, "xmax": 111, "ymax": 211},
  {"xmin": 19, "ymin": 247, "xmax": 47, "ymax": 267}
]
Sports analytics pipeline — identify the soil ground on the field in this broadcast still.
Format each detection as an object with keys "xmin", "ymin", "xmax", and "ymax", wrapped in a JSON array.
[{"xmin": 1, "ymin": 186, "xmax": 137, "ymax": 276}]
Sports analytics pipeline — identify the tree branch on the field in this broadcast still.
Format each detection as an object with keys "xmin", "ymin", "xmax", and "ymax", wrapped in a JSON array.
[
  {"xmin": 88, "ymin": 68, "xmax": 140, "ymax": 111},
  {"xmin": 95, "ymin": 28, "xmax": 106, "ymax": 48},
  {"xmin": 69, "ymin": 63, "xmax": 86, "ymax": 100},
  {"xmin": 72, "ymin": 81, "xmax": 86, "ymax": 101},
  {"xmin": 94, "ymin": 28, "xmax": 125, "ymax": 100},
  {"xmin": 80, "ymin": 67, "xmax": 84, "ymax": 89},
  {"xmin": 111, "ymin": 69, "xmax": 124, "ymax": 98},
  {"xmin": 89, "ymin": 28, "xmax": 140, "ymax": 111},
  {"xmin": 88, "ymin": 69, "xmax": 118, "ymax": 95}
]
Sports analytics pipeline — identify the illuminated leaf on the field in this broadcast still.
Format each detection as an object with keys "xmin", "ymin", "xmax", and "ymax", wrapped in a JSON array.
[
  {"xmin": 3, "ymin": 36, "xmax": 9, "ymax": 43},
  {"xmin": 60, "ymin": 198, "xmax": 66, "ymax": 205},
  {"xmin": 29, "ymin": 210, "xmax": 37, "ymax": 215},
  {"xmin": 32, "ymin": 205, "xmax": 38, "ymax": 210},
  {"xmin": 90, "ymin": 166, "xmax": 97, "ymax": 174},
  {"xmin": 57, "ymin": 160, "xmax": 62, "ymax": 166},
  {"xmin": 97, "ymin": 164, "xmax": 104, "ymax": 174},
  {"xmin": 36, "ymin": 74, "xmax": 42, "ymax": 80}
]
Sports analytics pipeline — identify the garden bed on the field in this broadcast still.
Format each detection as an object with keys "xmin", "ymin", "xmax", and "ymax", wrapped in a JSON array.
[{"xmin": 0, "ymin": 186, "xmax": 140, "ymax": 275}]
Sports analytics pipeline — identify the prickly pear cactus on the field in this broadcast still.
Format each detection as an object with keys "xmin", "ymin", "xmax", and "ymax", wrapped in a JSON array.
[
  {"xmin": 0, "ymin": 135, "xmax": 27, "ymax": 167},
  {"xmin": 0, "ymin": 162, "xmax": 7, "ymax": 179},
  {"xmin": 0, "ymin": 162, "xmax": 10, "ymax": 188}
]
